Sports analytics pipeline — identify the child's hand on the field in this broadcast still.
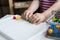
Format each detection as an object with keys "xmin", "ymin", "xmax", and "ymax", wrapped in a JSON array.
[
  {"xmin": 30, "ymin": 13, "xmax": 46, "ymax": 24},
  {"xmin": 22, "ymin": 10, "xmax": 33, "ymax": 19}
]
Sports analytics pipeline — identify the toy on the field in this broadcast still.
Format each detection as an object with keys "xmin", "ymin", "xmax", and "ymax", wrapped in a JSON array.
[
  {"xmin": 48, "ymin": 28, "xmax": 53, "ymax": 34},
  {"xmin": 54, "ymin": 28, "xmax": 58, "ymax": 33},
  {"xmin": 52, "ymin": 17, "xmax": 58, "ymax": 22},
  {"xmin": 13, "ymin": 16, "xmax": 21, "ymax": 20},
  {"xmin": 16, "ymin": 16, "xmax": 21, "ymax": 20},
  {"xmin": 13, "ymin": 16, "xmax": 16, "ymax": 19},
  {"xmin": 52, "ymin": 15, "xmax": 59, "ymax": 22},
  {"xmin": 56, "ymin": 25, "xmax": 60, "ymax": 29},
  {"xmin": 55, "ymin": 15, "xmax": 59, "ymax": 20},
  {"xmin": 26, "ymin": 17, "xmax": 31, "ymax": 22},
  {"xmin": 47, "ymin": 24, "xmax": 59, "ymax": 38},
  {"xmin": 50, "ymin": 24, "xmax": 56, "ymax": 29},
  {"xmin": 46, "ymin": 14, "xmax": 60, "ymax": 39}
]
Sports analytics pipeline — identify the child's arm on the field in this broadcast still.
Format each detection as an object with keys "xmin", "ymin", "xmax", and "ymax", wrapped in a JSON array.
[
  {"xmin": 43, "ymin": 0, "xmax": 60, "ymax": 19},
  {"xmin": 22, "ymin": 0, "xmax": 39, "ymax": 19},
  {"xmin": 28, "ymin": 0, "xmax": 39, "ymax": 13},
  {"xmin": 30, "ymin": 0, "xmax": 60, "ymax": 24}
]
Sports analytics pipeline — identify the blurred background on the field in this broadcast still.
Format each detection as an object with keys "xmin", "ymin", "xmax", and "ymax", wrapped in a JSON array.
[{"xmin": 0, "ymin": 0, "xmax": 40, "ymax": 18}]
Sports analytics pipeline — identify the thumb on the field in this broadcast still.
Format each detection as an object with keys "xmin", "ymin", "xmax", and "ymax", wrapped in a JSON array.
[{"xmin": 29, "ymin": 13, "xmax": 33, "ymax": 18}]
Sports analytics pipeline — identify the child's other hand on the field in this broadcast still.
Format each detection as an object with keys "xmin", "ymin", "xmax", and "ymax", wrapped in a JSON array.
[
  {"xmin": 22, "ymin": 10, "xmax": 33, "ymax": 19},
  {"xmin": 30, "ymin": 13, "xmax": 46, "ymax": 24}
]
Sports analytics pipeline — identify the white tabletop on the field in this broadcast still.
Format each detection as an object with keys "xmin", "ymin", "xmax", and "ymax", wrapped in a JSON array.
[{"xmin": 0, "ymin": 15, "xmax": 54, "ymax": 40}]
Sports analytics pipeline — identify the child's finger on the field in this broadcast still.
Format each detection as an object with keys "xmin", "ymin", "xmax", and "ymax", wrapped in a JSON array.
[
  {"xmin": 33, "ymin": 18, "xmax": 40, "ymax": 23},
  {"xmin": 30, "ymin": 18, "xmax": 34, "ymax": 23},
  {"xmin": 25, "ymin": 12, "xmax": 28, "ymax": 18},
  {"xmin": 30, "ymin": 15, "xmax": 37, "ymax": 23},
  {"xmin": 28, "ymin": 13, "xmax": 33, "ymax": 18},
  {"xmin": 31, "ymin": 18, "xmax": 36, "ymax": 23},
  {"xmin": 24, "ymin": 12, "xmax": 30, "ymax": 19},
  {"xmin": 22, "ymin": 13, "xmax": 26, "ymax": 19},
  {"xmin": 36, "ymin": 19, "xmax": 43, "ymax": 24},
  {"xmin": 21, "ymin": 14, "xmax": 24, "ymax": 19},
  {"xmin": 32, "ymin": 14, "xmax": 38, "ymax": 23},
  {"xmin": 25, "ymin": 12, "xmax": 29, "ymax": 19},
  {"xmin": 24, "ymin": 11, "xmax": 27, "ymax": 19},
  {"xmin": 36, "ymin": 19, "xmax": 42, "ymax": 25}
]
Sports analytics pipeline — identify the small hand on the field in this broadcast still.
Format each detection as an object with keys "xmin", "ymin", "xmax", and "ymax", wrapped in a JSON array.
[
  {"xmin": 30, "ymin": 13, "xmax": 46, "ymax": 24},
  {"xmin": 22, "ymin": 10, "xmax": 33, "ymax": 20}
]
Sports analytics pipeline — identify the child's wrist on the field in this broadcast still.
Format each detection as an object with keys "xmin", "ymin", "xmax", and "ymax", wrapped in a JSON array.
[
  {"xmin": 42, "ymin": 13, "xmax": 47, "ymax": 19},
  {"xmin": 42, "ymin": 13, "xmax": 52, "ymax": 19},
  {"xmin": 42, "ymin": 11, "xmax": 53, "ymax": 18},
  {"xmin": 27, "ymin": 9, "xmax": 34, "ymax": 13}
]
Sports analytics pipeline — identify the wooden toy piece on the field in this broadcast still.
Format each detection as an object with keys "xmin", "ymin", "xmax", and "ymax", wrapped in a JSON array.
[
  {"xmin": 16, "ymin": 16, "xmax": 21, "ymax": 20},
  {"xmin": 56, "ymin": 24, "xmax": 60, "ymax": 29},
  {"xmin": 48, "ymin": 28, "xmax": 53, "ymax": 34},
  {"xmin": 26, "ymin": 17, "xmax": 31, "ymax": 22},
  {"xmin": 13, "ymin": 16, "xmax": 16, "ymax": 19}
]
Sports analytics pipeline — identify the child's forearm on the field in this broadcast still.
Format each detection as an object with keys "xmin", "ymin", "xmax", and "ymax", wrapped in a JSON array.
[
  {"xmin": 43, "ymin": 1, "xmax": 60, "ymax": 18},
  {"xmin": 27, "ymin": 0, "xmax": 39, "ymax": 13}
]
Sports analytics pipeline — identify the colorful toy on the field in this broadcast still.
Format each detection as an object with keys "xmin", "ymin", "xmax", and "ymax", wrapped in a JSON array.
[
  {"xmin": 46, "ymin": 14, "xmax": 60, "ymax": 39},
  {"xmin": 13, "ymin": 16, "xmax": 16, "ymax": 19},
  {"xmin": 50, "ymin": 24, "xmax": 56, "ymax": 29},
  {"xmin": 47, "ymin": 24, "xmax": 60, "ymax": 38},
  {"xmin": 52, "ymin": 17, "xmax": 57, "ymax": 22},
  {"xmin": 52, "ymin": 15, "xmax": 59, "ymax": 22},
  {"xmin": 13, "ymin": 16, "xmax": 21, "ymax": 20},
  {"xmin": 48, "ymin": 28, "xmax": 53, "ymax": 34},
  {"xmin": 54, "ymin": 28, "xmax": 58, "ymax": 33},
  {"xmin": 55, "ymin": 15, "xmax": 59, "ymax": 20},
  {"xmin": 16, "ymin": 16, "xmax": 21, "ymax": 20},
  {"xmin": 56, "ymin": 25, "xmax": 60, "ymax": 29},
  {"xmin": 26, "ymin": 17, "xmax": 31, "ymax": 22}
]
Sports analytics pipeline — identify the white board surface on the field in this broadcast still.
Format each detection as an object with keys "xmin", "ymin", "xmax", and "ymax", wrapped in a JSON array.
[{"xmin": 0, "ymin": 15, "xmax": 50, "ymax": 40}]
